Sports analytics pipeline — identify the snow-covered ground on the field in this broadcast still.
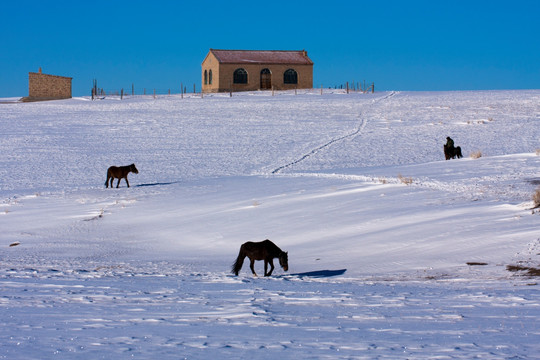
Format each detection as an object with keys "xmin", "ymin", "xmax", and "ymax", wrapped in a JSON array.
[{"xmin": 1, "ymin": 89, "xmax": 539, "ymax": 359}]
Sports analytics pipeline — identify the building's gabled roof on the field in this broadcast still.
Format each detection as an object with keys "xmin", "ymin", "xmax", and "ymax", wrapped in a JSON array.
[{"xmin": 209, "ymin": 49, "xmax": 313, "ymax": 65}]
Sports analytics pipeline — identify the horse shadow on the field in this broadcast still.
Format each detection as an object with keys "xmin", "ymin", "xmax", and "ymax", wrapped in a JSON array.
[
  {"xmin": 285, "ymin": 269, "xmax": 347, "ymax": 279},
  {"xmin": 135, "ymin": 181, "xmax": 181, "ymax": 188}
]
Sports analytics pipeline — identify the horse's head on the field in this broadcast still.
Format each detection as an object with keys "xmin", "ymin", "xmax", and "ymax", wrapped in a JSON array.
[
  {"xmin": 279, "ymin": 251, "xmax": 288, "ymax": 272},
  {"xmin": 130, "ymin": 164, "xmax": 139, "ymax": 174}
]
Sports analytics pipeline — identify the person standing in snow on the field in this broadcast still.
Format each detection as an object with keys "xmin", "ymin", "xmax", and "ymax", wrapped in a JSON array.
[{"xmin": 445, "ymin": 136, "xmax": 455, "ymax": 149}]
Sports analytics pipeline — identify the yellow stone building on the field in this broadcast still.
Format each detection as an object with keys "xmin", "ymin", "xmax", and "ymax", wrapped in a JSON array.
[
  {"xmin": 24, "ymin": 68, "xmax": 72, "ymax": 101},
  {"xmin": 202, "ymin": 49, "xmax": 313, "ymax": 93}
]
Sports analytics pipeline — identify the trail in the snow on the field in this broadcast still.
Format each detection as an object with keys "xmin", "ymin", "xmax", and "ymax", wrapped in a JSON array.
[
  {"xmin": 271, "ymin": 91, "xmax": 398, "ymax": 174},
  {"xmin": 272, "ymin": 151, "xmax": 539, "ymax": 205}
]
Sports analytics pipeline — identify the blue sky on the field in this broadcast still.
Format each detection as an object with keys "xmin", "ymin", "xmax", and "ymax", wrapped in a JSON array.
[{"xmin": 1, "ymin": 0, "xmax": 538, "ymax": 96}]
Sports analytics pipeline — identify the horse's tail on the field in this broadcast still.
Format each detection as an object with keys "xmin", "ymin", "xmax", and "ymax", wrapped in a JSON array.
[
  {"xmin": 231, "ymin": 246, "xmax": 246, "ymax": 276},
  {"xmin": 456, "ymin": 146, "xmax": 463, "ymax": 158}
]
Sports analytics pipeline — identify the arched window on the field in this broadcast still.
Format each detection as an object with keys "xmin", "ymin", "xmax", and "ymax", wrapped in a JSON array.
[
  {"xmin": 204, "ymin": 70, "xmax": 208, "ymax": 85},
  {"xmin": 209, "ymin": 70, "xmax": 213, "ymax": 85},
  {"xmin": 284, "ymin": 69, "xmax": 298, "ymax": 84},
  {"xmin": 233, "ymin": 68, "xmax": 248, "ymax": 84}
]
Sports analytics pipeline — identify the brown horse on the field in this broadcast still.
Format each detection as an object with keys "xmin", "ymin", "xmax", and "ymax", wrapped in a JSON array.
[
  {"xmin": 444, "ymin": 144, "xmax": 463, "ymax": 160},
  {"xmin": 105, "ymin": 163, "xmax": 139, "ymax": 188},
  {"xmin": 231, "ymin": 239, "xmax": 288, "ymax": 277}
]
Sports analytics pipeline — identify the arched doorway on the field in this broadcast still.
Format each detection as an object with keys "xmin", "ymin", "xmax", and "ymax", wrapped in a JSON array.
[{"xmin": 260, "ymin": 68, "xmax": 271, "ymax": 90}]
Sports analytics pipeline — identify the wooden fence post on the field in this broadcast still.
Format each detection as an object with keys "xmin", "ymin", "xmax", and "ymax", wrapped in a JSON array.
[
  {"xmin": 92, "ymin": 79, "xmax": 98, "ymax": 99},
  {"xmin": 121, "ymin": 88, "xmax": 124, "ymax": 100},
  {"xmin": 181, "ymin": 82, "xmax": 183, "ymax": 99},
  {"xmin": 153, "ymin": 89, "xmax": 156, "ymax": 99}
]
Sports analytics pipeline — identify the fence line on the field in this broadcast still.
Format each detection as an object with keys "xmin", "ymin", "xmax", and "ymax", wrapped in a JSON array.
[
  {"xmin": 91, "ymin": 81, "xmax": 200, "ymax": 100},
  {"xmin": 91, "ymin": 81, "xmax": 376, "ymax": 100}
]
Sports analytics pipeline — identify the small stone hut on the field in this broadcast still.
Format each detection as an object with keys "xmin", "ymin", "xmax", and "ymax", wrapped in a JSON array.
[
  {"xmin": 201, "ymin": 49, "xmax": 313, "ymax": 93},
  {"xmin": 24, "ymin": 68, "xmax": 72, "ymax": 101}
]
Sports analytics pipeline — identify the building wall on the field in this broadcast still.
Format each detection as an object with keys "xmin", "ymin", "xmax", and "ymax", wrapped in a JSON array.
[
  {"xmin": 219, "ymin": 64, "xmax": 313, "ymax": 93},
  {"xmin": 201, "ymin": 52, "xmax": 221, "ymax": 93},
  {"xmin": 202, "ymin": 54, "xmax": 313, "ymax": 93},
  {"xmin": 28, "ymin": 70, "xmax": 72, "ymax": 100}
]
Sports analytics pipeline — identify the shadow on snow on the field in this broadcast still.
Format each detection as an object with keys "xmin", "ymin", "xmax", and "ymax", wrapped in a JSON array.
[
  {"xmin": 135, "ymin": 181, "xmax": 181, "ymax": 188},
  {"xmin": 285, "ymin": 269, "xmax": 347, "ymax": 279}
]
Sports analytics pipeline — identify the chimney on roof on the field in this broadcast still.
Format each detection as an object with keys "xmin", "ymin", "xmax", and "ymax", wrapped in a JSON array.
[
  {"xmin": 302, "ymin": 50, "xmax": 307, "ymax": 57},
  {"xmin": 38, "ymin": 67, "xmax": 42, "ymax": 74}
]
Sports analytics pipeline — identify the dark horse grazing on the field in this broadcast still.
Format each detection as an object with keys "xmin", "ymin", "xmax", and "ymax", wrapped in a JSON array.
[
  {"xmin": 444, "ymin": 144, "xmax": 463, "ymax": 160},
  {"xmin": 231, "ymin": 239, "xmax": 288, "ymax": 277},
  {"xmin": 105, "ymin": 163, "xmax": 139, "ymax": 188}
]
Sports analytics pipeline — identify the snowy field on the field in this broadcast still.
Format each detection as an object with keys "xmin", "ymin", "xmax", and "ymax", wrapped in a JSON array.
[{"xmin": 1, "ymin": 89, "xmax": 539, "ymax": 359}]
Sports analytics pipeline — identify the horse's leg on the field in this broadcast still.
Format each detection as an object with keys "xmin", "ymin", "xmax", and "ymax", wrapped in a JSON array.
[
  {"xmin": 105, "ymin": 176, "xmax": 110, "ymax": 188},
  {"xmin": 249, "ymin": 258, "xmax": 258, "ymax": 277},
  {"xmin": 125, "ymin": 176, "xmax": 130, "ymax": 188},
  {"xmin": 116, "ymin": 178, "xmax": 121, "ymax": 188},
  {"xmin": 265, "ymin": 259, "xmax": 275, "ymax": 276}
]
